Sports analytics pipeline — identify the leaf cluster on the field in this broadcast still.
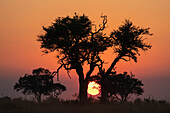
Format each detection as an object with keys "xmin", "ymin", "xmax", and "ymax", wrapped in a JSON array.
[
  {"xmin": 111, "ymin": 19, "xmax": 152, "ymax": 62},
  {"xmin": 38, "ymin": 14, "xmax": 92, "ymax": 68}
]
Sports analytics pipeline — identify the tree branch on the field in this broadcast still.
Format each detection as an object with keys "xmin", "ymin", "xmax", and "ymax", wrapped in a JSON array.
[
  {"xmin": 91, "ymin": 15, "xmax": 107, "ymax": 35},
  {"xmin": 105, "ymin": 54, "xmax": 123, "ymax": 75},
  {"xmin": 114, "ymin": 94, "xmax": 121, "ymax": 101}
]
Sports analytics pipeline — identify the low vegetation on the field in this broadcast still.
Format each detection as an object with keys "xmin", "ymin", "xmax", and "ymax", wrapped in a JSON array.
[{"xmin": 0, "ymin": 96, "xmax": 169, "ymax": 113}]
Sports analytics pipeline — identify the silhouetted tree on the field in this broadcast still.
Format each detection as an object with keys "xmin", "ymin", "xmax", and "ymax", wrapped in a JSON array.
[
  {"xmin": 0, "ymin": 96, "xmax": 11, "ymax": 102},
  {"xmin": 50, "ymin": 83, "xmax": 66, "ymax": 99},
  {"xmin": 100, "ymin": 19, "xmax": 152, "ymax": 103},
  {"xmin": 108, "ymin": 72, "xmax": 144, "ymax": 102},
  {"xmin": 37, "ymin": 13, "xmax": 111, "ymax": 104},
  {"xmin": 14, "ymin": 68, "xmax": 66, "ymax": 103}
]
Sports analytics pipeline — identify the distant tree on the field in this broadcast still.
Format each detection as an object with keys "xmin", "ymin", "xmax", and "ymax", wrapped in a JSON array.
[
  {"xmin": 14, "ymin": 68, "xmax": 66, "ymax": 103},
  {"xmin": 100, "ymin": 19, "xmax": 152, "ymax": 103},
  {"xmin": 37, "ymin": 13, "xmax": 111, "ymax": 104},
  {"xmin": 0, "ymin": 96, "xmax": 11, "ymax": 102},
  {"xmin": 108, "ymin": 72, "xmax": 144, "ymax": 102},
  {"xmin": 50, "ymin": 83, "xmax": 66, "ymax": 99}
]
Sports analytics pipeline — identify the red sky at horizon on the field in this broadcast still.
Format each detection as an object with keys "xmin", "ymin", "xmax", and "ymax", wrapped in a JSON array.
[{"xmin": 0, "ymin": 0, "xmax": 170, "ymax": 100}]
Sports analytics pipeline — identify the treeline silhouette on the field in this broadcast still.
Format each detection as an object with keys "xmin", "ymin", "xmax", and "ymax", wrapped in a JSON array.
[
  {"xmin": 0, "ymin": 95, "xmax": 169, "ymax": 113},
  {"xmin": 14, "ymin": 68, "xmax": 144, "ymax": 103},
  {"xmin": 14, "ymin": 13, "xmax": 153, "ymax": 104}
]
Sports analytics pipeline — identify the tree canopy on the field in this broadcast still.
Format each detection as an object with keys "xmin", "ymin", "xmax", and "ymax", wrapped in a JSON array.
[
  {"xmin": 38, "ymin": 14, "xmax": 111, "ymax": 73},
  {"xmin": 108, "ymin": 72, "xmax": 144, "ymax": 102},
  {"xmin": 14, "ymin": 68, "xmax": 66, "ymax": 103},
  {"xmin": 106, "ymin": 19, "xmax": 152, "ymax": 75}
]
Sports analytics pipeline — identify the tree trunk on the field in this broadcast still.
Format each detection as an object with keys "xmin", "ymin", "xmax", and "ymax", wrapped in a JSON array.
[
  {"xmin": 101, "ymin": 55, "xmax": 122, "ymax": 103},
  {"xmin": 105, "ymin": 55, "xmax": 122, "ymax": 75},
  {"xmin": 79, "ymin": 77, "xmax": 88, "ymax": 104},
  {"xmin": 76, "ymin": 66, "xmax": 88, "ymax": 104},
  {"xmin": 35, "ymin": 94, "xmax": 41, "ymax": 103},
  {"xmin": 101, "ymin": 75, "xmax": 108, "ymax": 103}
]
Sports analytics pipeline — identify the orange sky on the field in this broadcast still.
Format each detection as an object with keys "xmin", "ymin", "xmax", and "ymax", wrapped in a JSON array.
[{"xmin": 0, "ymin": 0, "xmax": 170, "ymax": 100}]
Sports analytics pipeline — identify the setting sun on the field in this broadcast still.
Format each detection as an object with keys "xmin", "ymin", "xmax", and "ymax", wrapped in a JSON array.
[{"xmin": 87, "ymin": 82, "xmax": 100, "ymax": 96}]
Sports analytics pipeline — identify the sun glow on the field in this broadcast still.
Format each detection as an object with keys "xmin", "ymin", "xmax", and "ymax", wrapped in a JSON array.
[{"xmin": 87, "ymin": 81, "xmax": 100, "ymax": 95}]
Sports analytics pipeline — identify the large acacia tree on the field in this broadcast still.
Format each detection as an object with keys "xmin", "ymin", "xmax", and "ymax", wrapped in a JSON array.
[
  {"xmin": 100, "ymin": 19, "xmax": 153, "ymax": 102},
  {"xmin": 37, "ymin": 13, "xmax": 111, "ymax": 104}
]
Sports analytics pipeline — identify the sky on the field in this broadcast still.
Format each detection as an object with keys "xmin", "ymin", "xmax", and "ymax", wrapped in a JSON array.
[{"xmin": 0, "ymin": 0, "xmax": 170, "ymax": 101}]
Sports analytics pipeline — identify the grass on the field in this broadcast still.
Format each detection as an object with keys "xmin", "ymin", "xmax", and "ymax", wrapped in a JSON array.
[{"xmin": 0, "ymin": 97, "xmax": 170, "ymax": 113}]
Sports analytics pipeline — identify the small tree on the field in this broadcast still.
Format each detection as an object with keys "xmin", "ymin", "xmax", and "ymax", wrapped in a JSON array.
[
  {"xmin": 14, "ymin": 68, "xmax": 66, "ymax": 103},
  {"xmin": 108, "ymin": 72, "xmax": 144, "ymax": 102},
  {"xmin": 50, "ymin": 83, "xmax": 66, "ymax": 99}
]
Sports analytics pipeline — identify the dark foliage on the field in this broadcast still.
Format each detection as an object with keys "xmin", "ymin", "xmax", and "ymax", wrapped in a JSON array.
[
  {"xmin": 108, "ymin": 72, "xmax": 144, "ymax": 102},
  {"xmin": 14, "ymin": 68, "xmax": 66, "ymax": 103},
  {"xmin": 111, "ymin": 19, "xmax": 152, "ymax": 61},
  {"xmin": 106, "ymin": 19, "xmax": 153, "ymax": 75},
  {"xmin": 0, "ymin": 97, "xmax": 169, "ymax": 113}
]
